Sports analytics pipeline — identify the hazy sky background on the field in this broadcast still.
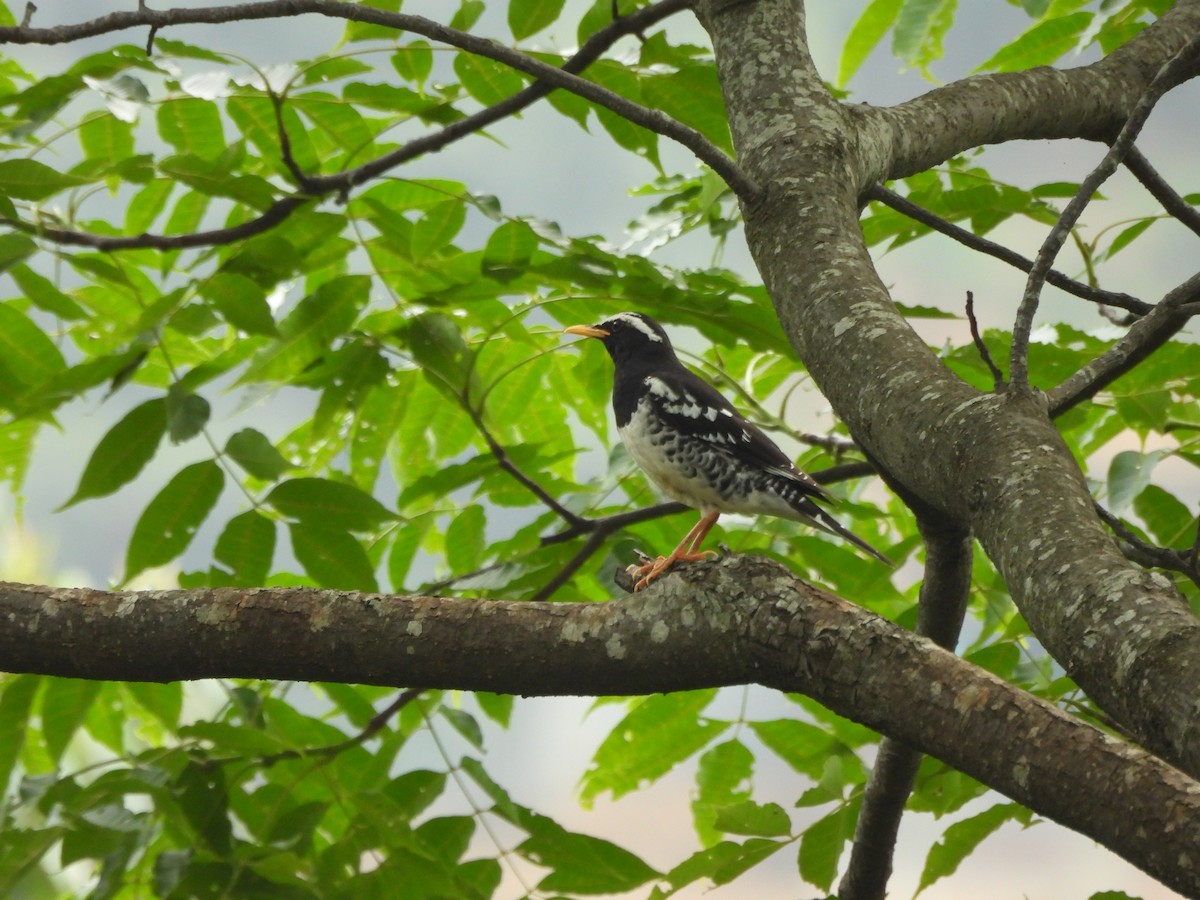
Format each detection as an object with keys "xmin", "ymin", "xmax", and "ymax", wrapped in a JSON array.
[{"xmin": 5, "ymin": 2, "xmax": 1197, "ymax": 897}]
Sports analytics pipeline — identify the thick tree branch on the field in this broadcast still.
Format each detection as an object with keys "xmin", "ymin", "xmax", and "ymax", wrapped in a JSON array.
[
  {"xmin": 1009, "ymin": 32, "xmax": 1200, "ymax": 390},
  {"xmin": 854, "ymin": 0, "xmax": 1200, "ymax": 185},
  {"xmin": 697, "ymin": 0, "xmax": 1200, "ymax": 782},
  {"xmin": 1, "ymin": 560, "xmax": 1198, "ymax": 896},
  {"xmin": 839, "ymin": 520, "xmax": 972, "ymax": 900},
  {"xmin": 864, "ymin": 184, "xmax": 1150, "ymax": 315}
]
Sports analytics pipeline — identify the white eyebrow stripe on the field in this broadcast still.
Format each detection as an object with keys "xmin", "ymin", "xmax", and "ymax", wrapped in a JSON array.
[{"xmin": 612, "ymin": 312, "xmax": 663, "ymax": 342}]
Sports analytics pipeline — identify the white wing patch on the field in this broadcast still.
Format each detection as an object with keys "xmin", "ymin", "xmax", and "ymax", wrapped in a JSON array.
[{"xmin": 644, "ymin": 377, "xmax": 754, "ymax": 444}]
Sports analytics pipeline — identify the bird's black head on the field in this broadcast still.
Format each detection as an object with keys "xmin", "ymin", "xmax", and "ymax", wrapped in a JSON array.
[{"xmin": 563, "ymin": 312, "xmax": 679, "ymax": 368}]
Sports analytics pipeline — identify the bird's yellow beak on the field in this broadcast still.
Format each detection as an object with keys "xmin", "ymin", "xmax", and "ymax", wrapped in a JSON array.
[{"xmin": 563, "ymin": 324, "xmax": 609, "ymax": 339}]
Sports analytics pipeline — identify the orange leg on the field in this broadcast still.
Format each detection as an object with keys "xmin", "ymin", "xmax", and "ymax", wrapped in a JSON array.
[{"xmin": 629, "ymin": 509, "xmax": 721, "ymax": 590}]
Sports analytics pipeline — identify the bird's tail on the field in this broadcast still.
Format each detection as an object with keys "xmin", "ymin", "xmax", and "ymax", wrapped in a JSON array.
[{"xmin": 809, "ymin": 505, "xmax": 893, "ymax": 565}]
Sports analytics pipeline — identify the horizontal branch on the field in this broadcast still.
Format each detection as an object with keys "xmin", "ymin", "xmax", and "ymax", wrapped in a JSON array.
[
  {"xmin": 861, "ymin": 0, "xmax": 1200, "ymax": 183},
  {"xmin": 864, "ymin": 184, "xmax": 1149, "ymax": 315},
  {"xmin": 0, "ymin": 0, "xmax": 758, "ymax": 200},
  {"xmin": 1, "ymin": 559, "xmax": 1198, "ymax": 896}
]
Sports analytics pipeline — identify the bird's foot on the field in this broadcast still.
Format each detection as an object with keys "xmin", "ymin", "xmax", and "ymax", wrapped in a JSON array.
[{"xmin": 627, "ymin": 549, "xmax": 719, "ymax": 591}]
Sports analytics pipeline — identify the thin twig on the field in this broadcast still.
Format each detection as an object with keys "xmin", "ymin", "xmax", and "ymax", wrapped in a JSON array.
[
  {"xmin": 865, "ymin": 184, "xmax": 1149, "ymax": 315},
  {"xmin": 5, "ymin": 0, "xmax": 717, "ymax": 252},
  {"xmin": 1095, "ymin": 502, "xmax": 1200, "ymax": 591},
  {"xmin": 965, "ymin": 291, "xmax": 1004, "ymax": 390},
  {"xmin": 1009, "ymin": 33, "xmax": 1200, "ymax": 391},
  {"xmin": 468, "ymin": 408, "xmax": 586, "ymax": 530},
  {"xmin": 1123, "ymin": 145, "xmax": 1200, "ymax": 239},
  {"xmin": 211, "ymin": 687, "xmax": 425, "ymax": 770}
]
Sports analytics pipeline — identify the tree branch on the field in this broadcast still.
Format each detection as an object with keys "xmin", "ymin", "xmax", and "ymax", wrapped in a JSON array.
[
  {"xmin": 965, "ymin": 291, "xmax": 1005, "ymax": 390},
  {"xmin": 864, "ymin": 184, "xmax": 1149, "ymax": 315},
  {"xmin": 1, "ymin": 0, "xmax": 713, "ymax": 252},
  {"xmin": 858, "ymin": 0, "xmax": 1200, "ymax": 184},
  {"xmin": 1, "ymin": 560, "xmax": 1198, "ymax": 896},
  {"xmin": 696, "ymin": 0, "xmax": 1200, "ymax": 788},
  {"xmin": 1095, "ymin": 502, "xmax": 1200, "ymax": 591},
  {"xmin": 0, "ymin": 0, "xmax": 758, "ymax": 202},
  {"xmin": 1123, "ymin": 145, "xmax": 1200, "ymax": 238},
  {"xmin": 839, "ymin": 520, "xmax": 972, "ymax": 900},
  {"xmin": 1048, "ymin": 271, "xmax": 1200, "ymax": 416},
  {"xmin": 1009, "ymin": 32, "xmax": 1200, "ymax": 390}
]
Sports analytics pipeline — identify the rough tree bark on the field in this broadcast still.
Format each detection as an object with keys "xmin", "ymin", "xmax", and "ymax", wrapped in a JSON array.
[
  {"xmin": 1, "ymin": 559, "xmax": 1199, "ymax": 895},
  {"xmin": 1, "ymin": 1, "xmax": 1199, "ymax": 895},
  {"xmin": 695, "ymin": 0, "xmax": 1200, "ymax": 781}
]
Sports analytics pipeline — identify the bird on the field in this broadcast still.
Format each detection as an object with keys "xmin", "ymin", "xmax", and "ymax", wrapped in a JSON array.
[{"xmin": 564, "ymin": 312, "xmax": 891, "ymax": 589}]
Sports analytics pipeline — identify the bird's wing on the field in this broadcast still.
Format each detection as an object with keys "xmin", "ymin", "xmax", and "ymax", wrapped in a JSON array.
[{"xmin": 644, "ymin": 369, "xmax": 832, "ymax": 500}]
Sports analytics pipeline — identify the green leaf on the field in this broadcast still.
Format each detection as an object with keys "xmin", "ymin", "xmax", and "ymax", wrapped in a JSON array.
[
  {"xmin": 241, "ymin": 275, "xmax": 368, "ymax": 383},
  {"xmin": 156, "ymin": 97, "xmax": 225, "ymax": 160},
  {"xmin": 0, "ymin": 158, "xmax": 88, "ymax": 200},
  {"xmin": 123, "ymin": 682, "xmax": 183, "ymax": 734},
  {"xmin": 79, "ymin": 113, "xmax": 134, "ymax": 162},
  {"xmin": 1105, "ymin": 217, "xmax": 1155, "ymax": 259},
  {"xmin": 403, "ymin": 311, "xmax": 481, "ymax": 401},
  {"xmin": 267, "ymin": 477, "xmax": 396, "ymax": 532},
  {"xmin": 165, "ymin": 388, "xmax": 210, "ymax": 444},
  {"xmin": 838, "ymin": 0, "xmax": 904, "ymax": 86},
  {"xmin": 892, "ymin": 0, "xmax": 957, "ymax": 72},
  {"xmin": 918, "ymin": 803, "xmax": 1027, "ymax": 893},
  {"xmin": 977, "ymin": 12, "xmax": 1092, "ymax": 72},
  {"xmin": 10, "ymin": 264, "xmax": 87, "ymax": 320},
  {"xmin": 411, "ymin": 199, "xmax": 467, "ymax": 259},
  {"xmin": 125, "ymin": 460, "xmax": 224, "ymax": 581},
  {"xmin": 748, "ymin": 719, "xmax": 835, "ymax": 779},
  {"xmin": 798, "ymin": 805, "xmax": 850, "ymax": 892},
  {"xmin": 454, "ymin": 53, "xmax": 526, "ymax": 107},
  {"xmin": 1106, "ymin": 449, "xmax": 1165, "ymax": 513},
  {"xmin": 509, "ymin": 0, "xmax": 567, "ymax": 39},
  {"xmin": 199, "ymin": 273, "xmax": 278, "ymax": 336},
  {"xmin": 288, "ymin": 523, "xmax": 379, "ymax": 591},
  {"xmin": 41, "ymin": 678, "xmax": 102, "ymax": 765},
  {"xmin": 693, "ymin": 739, "xmax": 753, "ymax": 846},
  {"xmin": 0, "ymin": 675, "xmax": 40, "ymax": 790},
  {"xmin": 214, "ymin": 510, "xmax": 276, "ymax": 585},
  {"xmin": 174, "ymin": 761, "xmax": 232, "ymax": 856},
  {"xmin": 439, "ymin": 706, "xmax": 484, "ymax": 751},
  {"xmin": 0, "ymin": 301, "xmax": 67, "ymax": 387},
  {"xmin": 224, "ymin": 428, "xmax": 292, "ymax": 481},
  {"xmin": 482, "ymin": 220, "xmax": 537, "ymax": 282},
  {"xmin": 0, "ymin": 233, "xmax": 35, "ymax": 273},
  {"xmin": 62, "ymin": 398, "xmax": 167, "ymax": 508},
  {"xmin": 451, "ymin": 0, "xmax": 486, "ymax": 32},
  {"xmin": 520, "ymin": 814, "xmax": 659, "ymax": 894},
  {"xmin": 392, "ymin": 41, "xmax": 434, "ymax": 86},
  {"xmin": 1133, "ymin": 484, "xmax": 1195, "ymax": 548},
  {"xmin": 581, "ymin": 690, "xmax": 728, "ymax": 804},
  {"xmin": 475, "ymin": 692, "xmax": 513, "ymax": 728},
  {"xmin": 445, "ymin": 504, "xmax": 486, "ymax": 573},
  {"xmin": 642, "ymin": 65, "xmax": 732, "ymax": 154},
  {"xmin": 712, "ymin": 800, "xmax": 791, "ymax": 838}
]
